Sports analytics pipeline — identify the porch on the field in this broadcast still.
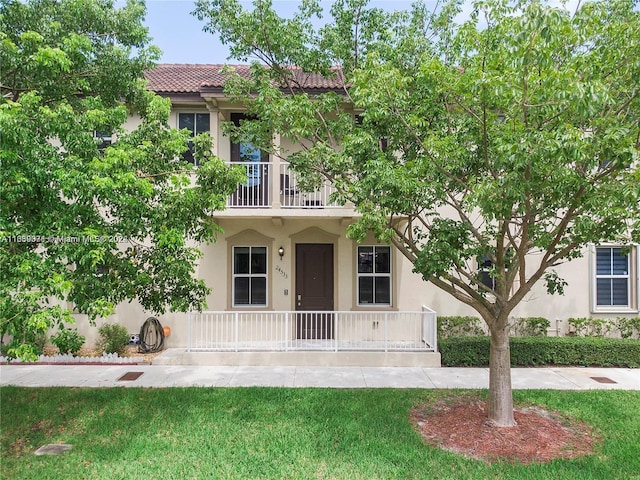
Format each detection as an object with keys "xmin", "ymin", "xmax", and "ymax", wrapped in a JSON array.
[{"xmin": 186, "ymin": 308, "xmax": 438, "ymax": 354}]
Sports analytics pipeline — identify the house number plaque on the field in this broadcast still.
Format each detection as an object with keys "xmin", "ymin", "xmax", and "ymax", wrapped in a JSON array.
[{"xmin": 275, "ymin": 265, "xmax": 288, "ymax": 279}]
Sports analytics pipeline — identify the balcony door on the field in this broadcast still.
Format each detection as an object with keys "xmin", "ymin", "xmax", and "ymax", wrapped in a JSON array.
[
  {"xmin": 230, "ymin": 113, "xmax": 269, "ymax": 206},
  {"xmin": 295, "ymin": 244, "xmax": 334, "ymax": 340}
]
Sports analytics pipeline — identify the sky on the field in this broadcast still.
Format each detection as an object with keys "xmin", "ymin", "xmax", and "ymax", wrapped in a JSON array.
[
  {"xmin": 139, "ymin": 0, "xmax": 432, "ymax": 64},
  {"xmin": 138, "ymin": 0, "xmax": 580, "ymax": 64}
]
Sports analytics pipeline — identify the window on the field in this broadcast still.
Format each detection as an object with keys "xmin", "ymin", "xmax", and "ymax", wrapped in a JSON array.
[
  {"xmin": 357, "ymin": 246, "xmax": 391, "ymax": 305},
  {"xmin": 478, "ymin": 254, "xmax": 496, "ymax": 291},
  {"xmin": 476, "ymin": 249, "xmax": 512, "ymax": 293},
  {"xmin": 233, "ymin": 246, "xmax": 267, "ymax": 306},
  {"xmin": 178, "ymin": 112, "xmax": 210, "ymax": 166},
  {"xmin": 595, "ymin": 246, "xmax": 631, "ymax": 309},
  {"xmin": 94, "ymin": 130, "xmax": 112, "ymax": 152}
]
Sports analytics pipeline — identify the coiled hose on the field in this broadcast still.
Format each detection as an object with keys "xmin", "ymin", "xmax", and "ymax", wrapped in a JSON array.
[{"xmin": 138, "ymin": 316, "xmax": 165, "ymax": 353}]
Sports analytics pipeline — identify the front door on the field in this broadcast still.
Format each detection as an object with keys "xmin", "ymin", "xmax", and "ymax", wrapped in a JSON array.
[{"xmin": 295, "ymin": 244, "xmax": 334, "ymax": 339}]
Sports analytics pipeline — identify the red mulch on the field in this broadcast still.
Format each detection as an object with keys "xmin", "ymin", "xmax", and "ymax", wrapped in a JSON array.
[{"xmin": 410, "ymin": 395, "xmax": 597, "ymax": 464}]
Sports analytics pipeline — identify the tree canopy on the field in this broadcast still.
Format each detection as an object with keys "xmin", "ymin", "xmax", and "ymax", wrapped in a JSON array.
[
  {"xmin": 194, "ymin": 0, "xmax": 640, "ymax": 425},
  {"xmin": 0, "ymin": 0, "xmax": 241, "ymax": 360}
]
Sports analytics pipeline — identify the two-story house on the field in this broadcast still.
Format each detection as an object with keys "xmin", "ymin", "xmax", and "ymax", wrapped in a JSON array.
[{"xmin": 106, "ymin": 64, "xmax": 637, "ymax": 365}]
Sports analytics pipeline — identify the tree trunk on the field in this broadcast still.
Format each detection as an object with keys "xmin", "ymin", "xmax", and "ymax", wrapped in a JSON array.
[{"xmin": 488, "ymin": 324, "xmax": 516, "ymax": 427}]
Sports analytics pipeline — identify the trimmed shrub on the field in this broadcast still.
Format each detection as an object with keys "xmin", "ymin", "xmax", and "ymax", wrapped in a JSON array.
[
  {"xmin": 50, "ymin": 328, "xmax": 85, "ymax": 355},
  {"xmin": 439, "ymin": 336, "xmax": 640, "ymax": 368},
  {"xmin": 97, "ymin": 323, "xmax": 130, "ymax": 356},
  {"xmin": 437, "ymin": 316, "xmax": 485, "ymax": 338}
]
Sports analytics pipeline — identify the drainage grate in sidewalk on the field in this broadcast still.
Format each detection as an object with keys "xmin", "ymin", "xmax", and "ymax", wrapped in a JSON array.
[
  {"xmin": 117, "ymin": 371, "xmax": 144, "ymax": 381},
  {"xmin": 590, "ymin": 376, "xmax": 617, "ymax": 384}
]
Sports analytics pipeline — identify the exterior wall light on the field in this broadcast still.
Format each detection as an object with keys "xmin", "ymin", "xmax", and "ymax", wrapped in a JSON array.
[{"xmin": 278, "ymin": 246, "xmax": 284, "ymax": 259}]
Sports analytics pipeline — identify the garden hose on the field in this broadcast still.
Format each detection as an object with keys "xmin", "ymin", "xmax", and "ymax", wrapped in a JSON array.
[{"xmin": 138, "ymin": 316, "xmax": 165, "ymax": 353}]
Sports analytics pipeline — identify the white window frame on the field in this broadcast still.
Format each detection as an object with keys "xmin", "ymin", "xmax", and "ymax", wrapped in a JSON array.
[
  {"xmin": 592, "ymin": 244, "xmax": 638, "ymax": 313},
  {"xmin": 232, "ymin": 245, "xmax": 268, "ymax": 308},
  {"xmin": 357, "ymin": 245, "xmax": 392, "ymax": 306}
]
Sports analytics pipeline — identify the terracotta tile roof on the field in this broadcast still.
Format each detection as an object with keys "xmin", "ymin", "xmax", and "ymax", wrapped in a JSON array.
[{"xmin": 145, "ymin": 64, "xmax": 345, "ymax": 94}]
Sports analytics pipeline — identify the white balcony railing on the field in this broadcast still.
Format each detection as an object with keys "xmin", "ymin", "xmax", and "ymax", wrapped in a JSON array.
[
  {"xmin": 187, "ymin": 307, "xmax": 437, "ymax": 353},
  {"xmin": 227, "ymin": 162, "xmax": 272, "ymax": 208},
  {"xmin": 226, "ymin": 162, "xmax": 341, "ymax": 209},
  {"xmin": 279, "ymin": 163, "xmax": 340, "ymax": 208}
]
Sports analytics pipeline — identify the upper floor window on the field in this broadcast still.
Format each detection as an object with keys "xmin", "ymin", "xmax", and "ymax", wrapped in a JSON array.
[
  {"xmin": 595, "ymin": 246, "xmax": 633, "ymax": 309},
  {"xmin": 357, "ymin": 245, "xmax": 391, "ymax": 305},
  {"xmin": 178, "ymin": 112, "xmax": 210, "ymax": 166},
  {"xmin": 478, "ymin": 254, "xmax": 496, "ymax": 291},
  {"xmin": 94, "ymin": 130, "xmax": 112, "ymax": 152},
  {"xmin": 233, "ymin": 246, "xmax": 267, "ymax": 307},
  {"xmin": 476, "ymin": 249, "xmax": 512, "ymax": 293}
]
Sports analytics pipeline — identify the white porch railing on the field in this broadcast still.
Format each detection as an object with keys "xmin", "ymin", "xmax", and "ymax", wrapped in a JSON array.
[{"xmin": 187, "ymin": 307, "xmax": 437, "ymax": 352}]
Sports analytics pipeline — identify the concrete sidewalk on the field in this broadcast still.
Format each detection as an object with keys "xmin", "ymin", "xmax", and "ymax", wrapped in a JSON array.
[{"xmin": 1, "ymin": 364, "xmax": 638, "ymax": 390}]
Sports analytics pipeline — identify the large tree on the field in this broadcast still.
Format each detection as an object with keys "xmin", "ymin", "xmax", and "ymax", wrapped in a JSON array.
[
  {"xmin": 195, "ymin": 0, "xmax": 640, "ymax": 426},
  {"xmin": 0, "ymin": 0, "xmax": 241, "ymax": 360}
]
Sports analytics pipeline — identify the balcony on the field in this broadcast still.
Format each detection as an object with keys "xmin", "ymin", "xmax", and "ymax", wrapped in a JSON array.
[{"xmin": 224, "ymin": 162, "xmax": 344, "ymax": 211}]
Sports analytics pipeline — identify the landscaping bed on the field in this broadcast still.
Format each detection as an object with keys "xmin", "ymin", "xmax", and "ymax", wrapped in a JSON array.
[{"xmin": 0, "ymin": 345, "xmax": 159, "ymax": 365}]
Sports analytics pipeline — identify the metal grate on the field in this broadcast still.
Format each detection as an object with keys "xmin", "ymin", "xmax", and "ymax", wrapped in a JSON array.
[
  {"xmin": 590, "ymin": 376, "xmax": 617, "ymax": 384},
  {"xmin": 117, "ymin": 372, "xmax": 144, "ymax": 381}
]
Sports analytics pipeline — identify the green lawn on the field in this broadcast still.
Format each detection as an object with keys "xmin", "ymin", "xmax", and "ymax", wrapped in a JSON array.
[{"xmin": 1, "ymin": 388, "xmax": 639, "ymax": 480}]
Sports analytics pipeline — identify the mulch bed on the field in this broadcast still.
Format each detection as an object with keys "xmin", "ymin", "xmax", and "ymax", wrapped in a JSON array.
[{"xmin": 410, "ymin": 395, "xmax": 597, "ymax": 464}]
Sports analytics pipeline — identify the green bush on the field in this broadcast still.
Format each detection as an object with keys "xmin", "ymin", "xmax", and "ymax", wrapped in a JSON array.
[
  {"xmin": 439, "ymin": 336, "xmax": 640, "ymax": 367},
  {"xmin": 568, "ymin": 317, "xmax": 615, "ymax": 337},
  {"xmin": 568, "ymin": 317, "xmax": 640, "ymax": 339},
  {"xmin": 509, "ymin": 317, "xmax": 550, "ymax": 337},
  {"xmin": 50, "ymin": 328, "xmax": 85, "ymax": 355},
  {"xmin": 1, "ymin": 326, "xmax": 48, "ymax": 360},
  {"xmin": 617, "ymin": 317, "xmax": 640, "ymax": 339},
  {"xmin": 437, "ymin": 316, "xmax": 551, "ymax": 338},
  {"xmin": 97, "ymin": 323, "xmax": 130, "ymax": 355},
  {"xmin": 437, "ymin": 316, "xmax": 485, "ymax": 338}
]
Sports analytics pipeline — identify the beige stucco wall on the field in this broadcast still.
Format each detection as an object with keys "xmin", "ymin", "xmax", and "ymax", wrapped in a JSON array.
[
  {"xmin": 51, "ymin": 102, "xmax": 639, "ymax": 349},
  {"xmin": 102, "ymin": 214, "xmax": 639, "ymax": 348}
]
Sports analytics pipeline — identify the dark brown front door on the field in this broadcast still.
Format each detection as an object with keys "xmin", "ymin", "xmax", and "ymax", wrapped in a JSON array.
[{"xmin": 295, "ymin": 244, "xmax": 334, "ymax": 339}]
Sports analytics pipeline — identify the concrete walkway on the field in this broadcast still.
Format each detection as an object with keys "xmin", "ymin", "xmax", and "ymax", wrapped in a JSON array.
[{"xmin": 1, "ymin": 364, "xmax": 638, "ymax": 390}]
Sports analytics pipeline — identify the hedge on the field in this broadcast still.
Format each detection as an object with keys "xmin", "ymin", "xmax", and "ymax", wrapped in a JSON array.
[{"xmin": 439, "ymin": 336, "xmax": 640, "ymax": 368}]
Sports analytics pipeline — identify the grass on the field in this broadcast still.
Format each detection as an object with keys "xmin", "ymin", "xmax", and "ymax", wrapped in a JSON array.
[{"xmin": 1, "ymin": 388, "xmax": 639, "ymax": 480}]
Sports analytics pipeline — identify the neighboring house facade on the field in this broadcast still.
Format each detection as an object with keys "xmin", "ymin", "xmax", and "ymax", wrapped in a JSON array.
[{"xmin": 87, "ymin": 64, "xmax": 638, "ymax": 363}]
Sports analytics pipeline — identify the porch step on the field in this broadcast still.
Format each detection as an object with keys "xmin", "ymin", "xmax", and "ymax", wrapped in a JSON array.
[{"xmin": 152, "ymin": 349, "xmax": 441, "ymax": 367}]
